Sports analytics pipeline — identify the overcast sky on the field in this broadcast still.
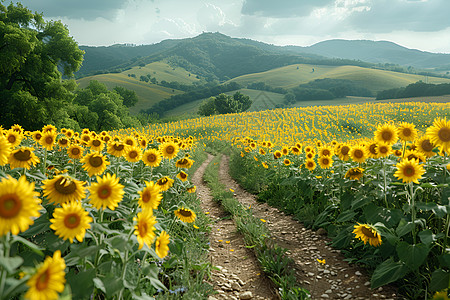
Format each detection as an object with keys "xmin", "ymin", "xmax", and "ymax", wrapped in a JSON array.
[{"xmin": 13, "ymin": 0, "xmax": 450, "ymax": 53}]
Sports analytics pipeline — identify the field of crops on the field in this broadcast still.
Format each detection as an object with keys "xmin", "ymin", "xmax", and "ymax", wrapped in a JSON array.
[{"xmin": 0, "ymin": 101, "xmax": 449, "ymax": 299}]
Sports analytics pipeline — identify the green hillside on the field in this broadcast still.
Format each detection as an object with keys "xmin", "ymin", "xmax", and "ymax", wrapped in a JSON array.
[
  {"xmin": 228, "ymin": 64, "xmax": 450, "ymax": 92},
  {"xmin": 77, "ymin": 61, "xmax": 199, "ymax": 114}
]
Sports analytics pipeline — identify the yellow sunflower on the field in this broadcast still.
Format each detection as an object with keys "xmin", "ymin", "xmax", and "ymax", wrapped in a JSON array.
[
  {"xmin": 124, "ymin": 146, "xmax": 142, "ymax": 163},
  {"xmin": 374, "ymin": 123, "xmax": 398, "ymax": 145},
  {"xmin": 39, "ymin": 132, "xmax": 57, "ymax": 151},
  {"xmin": 273, "ymin": 150, "xmax": 282, "ymax": 159},
  {"xmin": 123, "ymin": 136, "xmax": 137, "ymax": 147},
  {"xmin": 57, "ymin": 137, "xmax": 70, "ymax": 148},
  {"xmin": 175, "ymin": 157, "xmax": 193, "ymax": 169},
  {"xmin": 397, "ymin": 122, "xmax": 417, "ymax": 142},
  {"xmin": 376, "ymin": 143, "xmax": 392, "ymax": 158},
  {"xmin": 81, "ymin": 152, "xmax": 110, "ymax": 177},
  {"xmin": 67, "ymin": 145, "xmax": 84, "ymax": 160},
  {"xmin": 5, "ymin": 129, "xmax": 23, "ymax": 148},
  {"xmin": 88, "ymin": 173, "xmax": 124, "ymax": 211},
  {"xmin": 31, "ymin": 131, "xmax": 43, "ymax": 143},
  {"xmin": 262, "ymin": 162, "xmax": 269, "ymax": 169},
  {"xmin": 156, "ymin": 176, "xmax": 174, "ymax": 192},
  {"xmin": 319, "ymin": 146, "xmax": 333, "ymax": 157},
  {"xmin": 394, "ymin": 159, "xmax": 425, "ymax": 184},
  {"xmin": 177, "ymin": 170, "xmax": 188, "ymax": 182},
  {"xmin": 306, "ymin": 152, "xmax": 315, "ymax": 159},
  {"xmin": 426, "ymin": 117, "xmax": 450, "ymax": 152},
  {"xmin": 64, "ymin": 129, "xmax": 74, "ymax": 139},
  {"xmin": 88, "ymin": 138, "xmax": 105, "ymax": 152},
  {"xmin": 259, "ymin": 148, "xmax": 267, "ymax": 155},
  {"xmin": 11, "ymin": 124, "xmax": 24, "ymax": 134},
  {"xmin": 281, "ymin": 147, "xmax": 289, "ymax": 156},
  {"xmin": 80, "ymin": 133, "xmax": 91, "ymax": 145},
  {"xmin": 139, "ymin": 137, "xmax": 148, "ymax": 149},
  {"xmin": 0, "ymin": 176, "xmax": 40, "ymax": 236},
  {"xmin": 353, "ymin": 223, "xmax": 382, "ymax": 247},
  {"xmin": 366, "ymin": 141, "xmax": 379, "ymax": 159},
  {"xmin": 42, "ymin": 175, "xmax": 86, "ymax": 205},
  {"xmin": 142, "ymin": 149, "xmax": 162, "ymax": 167},
  {"xmin": 0, "ymin": 136, "xmax": 12, "ymax": 166},
  {"xmin": 337, "ymin": 144, "xmax": 351, "ymax": 161},
  {"xmin": 106, "ymin": 141, "xmax": 127, "ymax": 157},
  {"xmin": 174, "ymin": 207, "xmax": 196, "ymax": 223},
  {"xmin": 345, "ymin": 167, "xmax": 364, "ymax": 180},
  {"xmin": 42, "ymin": 124, "xmax": 57, "ymax": 133},
  {"xmin": 134, "ymin": 209, "xmax": 157, "ymax": 250},
  {"xmin": 318, "ymin": 156, "xmax": 333, "ymax": 169},
  {"xmin": 159, "ymin": 141, "xmax": 180, "ymax": 160},
  {"xmin": 25, "ymin": 250, "xmax": 66, "ymax": 300},
  {"xmin": 416, "ymin": 136, "xmax": 436, "ymax": 158},
  {"xmin": 9, "ymin": 147, "xmax": 40, "ymax": 169},
  {"xmin": 187, "ymin": 186, "xmax": 197, "ymax": 193},
  {"xmin": 283, "ymin": 158, "xmax": 291, "ymax": 166},
  {"xmin": 404, "ymin": 150, "xmax": 426, "ymax": 163},
  {"xmin": 155, "ymin": 231, "xmax": 170, "ymax": 259},
  {"xmin": 138, "ymin": 181, "xmax": 162, "ymax": 210},
  {"xmin": 349, "ymin": 146, "xmax": 367, "ymax": 163},
  {"xmin": 305, "ymin": 159, "xmax": 316, "ymax": 171},
  {"xmin": 50, "ymin": 201, "xmax": 92, "ymax": 243}
]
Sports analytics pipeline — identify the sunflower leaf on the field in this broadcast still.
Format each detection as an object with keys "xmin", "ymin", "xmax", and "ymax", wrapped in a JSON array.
[
  {"xmin": 0, "ymin": 256, "xmax": 23, "ymax": 273},
  {"xmin": 396, "ymin": 242, "xmax": 430, "ymax": 270},
  {"xmin": 371, "ymin": 258, "xmax": 408, "ymax": 289},
  {"xmin": 430, "ymin": 268, "xmax": 450, "ymax": 292}
]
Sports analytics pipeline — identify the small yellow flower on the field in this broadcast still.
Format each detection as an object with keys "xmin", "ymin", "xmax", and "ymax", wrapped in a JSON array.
[
  {"xmin": 260, "ymin": 219, "xmax": 266, "ymax": 223},
  {"xmin": 229, "ymin": 188, "xmax": 234, "ymax": 192},
  {"xmin": 193, "ymin": 225, "xmax": 199, "ymax": 229},
  {"xmin": 317, "ymin": 259, "xmax": 326, "ymax": 265},
  {"xmin": 225, "ymin": 241, "xmax": 230, "ymax": 244}
]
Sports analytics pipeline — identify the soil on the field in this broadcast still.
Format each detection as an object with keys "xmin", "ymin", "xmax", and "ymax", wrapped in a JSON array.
[{"xmin": 192, "ymin": 154, "xmax": 403, "ymax": 300}]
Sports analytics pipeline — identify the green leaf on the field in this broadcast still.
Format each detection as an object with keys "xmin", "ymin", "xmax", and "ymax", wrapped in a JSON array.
[
  {"xmin": 418, "ymin": 229, "xmax": 443, "ymax": 246},
  {"xmin": 396, "ymin": 242, "xmax": 429, "ymax": 270},
  {"xmin": 12, "ymin": 235, "xmax": 44, "ymax": 256},
  {"xmin": 131, "ymin": 292, "xmax": 155, "ymax": 300},
  {"xmin": 20, "ymin": 213, "xmax": 50, "ymax": 237},
  {"xmin": 439, "ymin": 254, "xmax": 450, "ymax": 268},
  {"xmin": 0, "ymin": 256, "xmax": 23, "ymax": 273},
  {"xmin": 336, "ymin": 210, "xmax": 357, "ymax": 222},
  {"xmin": 396, "ymin": 220, "xmax": 414, "ymax": 237},
  {"xmin": 67, "ymin": 268, "xmax": 95, "ymax": 299},
  {"xmin": 96, "ymin": 274, "xmax": 124, "ymax": 297},
  {"xmin": 351, "ymin": 196, "xmax": 372, "ymax": 210},
  {"xmin": 143, "ymin": 263, "xmax": 166, "ymax": 291},
  {"xmin": 371, "ymin": 258, "xmax": 408, "ymax": 289},
  {"xmin": 430, "ymin": 269, "xmax": 450, "ymax": 292}
]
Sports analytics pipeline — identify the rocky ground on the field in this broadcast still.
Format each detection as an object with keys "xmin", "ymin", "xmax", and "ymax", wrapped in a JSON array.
[{"xmin": 192, "ymin": 154, "xmax": 402, "ymax": 300}]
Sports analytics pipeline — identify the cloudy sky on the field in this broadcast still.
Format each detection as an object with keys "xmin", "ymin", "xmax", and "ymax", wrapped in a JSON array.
[{"xmin": 13, "ymin": 0, "xmax": 450, "ymax": 53}]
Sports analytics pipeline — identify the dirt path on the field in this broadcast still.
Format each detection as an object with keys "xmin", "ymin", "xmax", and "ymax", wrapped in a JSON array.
[
  {"xmin": 192, "ymin": 154, "xmax": 277, "ymax": 300},
  {"xmin": 218, "ymin": 155, "xmax": 400, "ymax": 300}
]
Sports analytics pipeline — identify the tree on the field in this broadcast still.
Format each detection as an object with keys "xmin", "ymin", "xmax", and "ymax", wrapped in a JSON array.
[
  {"xmin": 198, "ymin": 97, "xmax": 216, "ymax": 116},
  {"xmin": 0, "ymin": 2, "xmax": 84, "ymax": 129},
  {"xmin": 113, "ymin": 86, "xmax": 138, "ymax": 107}
]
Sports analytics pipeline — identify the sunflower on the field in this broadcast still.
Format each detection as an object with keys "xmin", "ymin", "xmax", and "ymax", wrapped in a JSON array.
[
  {"xmin": 155, "ymin": 231, "xmax": 170, "ymax": 259},
  {"xmin": 0, "ymin": 176, "xmax": 40, "ymax": 236},
  {"xmin": 31, "ymin": 131, "xmax": 43, "ymax": 143},
  {"xmin": 134, "ymin": 209, "xmax": 157, "ymax": 250},
  {"xmin": 39, "ymin": 132, "xmax": 57, "ymax": 151},
  {"xmin": 394, "ymin": 159, "xmax": 425, "ymax": 184},
  {"xmin": 404, "ymin": 149, "xmax": 426, "ymax": 163},
  {"xmin": 397, "ymin": 122, "xmax": 417, "ymax": 142},
  {"xmin": 123, "ymin": 136, "xmax": 137, "ymax": 147},
  {"xmin": 174, "ymin": 207, "xmax": 196, "ymax": 223},
  {"xmin": 101, "ymin": 134, "xmax": 111, "ymax": 144},
  {"xmin": 138, "ymin": 181, "xmax": 162, "ymax": 210},
  {"xmin": 374, "ymin": 123, "xmax": 398, "ymax": 145},
  {"xmin": 353, "ymin": 223, "xmax": 382, "ymax": 247},
  {"xmin": 283, "ymin": 159, "xmax": 291, "ymax": 166},
  {"xmin": 67, "ymin": 144, "xmax": 84, "ymax": 160},
  {"xmin": 124, "ymin": 146, "xmax": 142, "ymax": 163},
  {"xmin": 306, "ymin": 152, "xmax": 315, "ymax": 159},
  {"xmin": 25, "ymin": 250, "xmax": 66, "ymax": 300},
  {"xmin": 0, "ymin": 136, "xmax": 12, "ymax": 166},
  {"xmin": 393, "ymin": 149, "xmax": 403, "ymax": 157},
  {"xmin": 88, "ymin": 138, "xmax": 104, "ymax": 152},
  {"xmin": 156, "ymin": 176, "xmax": 174, "ymax": 192},
  {"xmin": 11, "ymin": 124, "xmax": 24, "ymax": 134},
  {"xmin": 376, "ymin": 143, "xmax": 392, "ymax": 158},
  {"xmin": 9, "ymin": 147, "xmax": 40, "ymax": 169},
  {"xmin": 175, "ymin": 157, "xmax": 193, "ymax": 169},
  {"xmin": 281, "ymin": 147, "xmax": 289, "ymax": 156},
  {"xmin": 259, "ymin": 148, "xmax": 266, "ymax": 155},
  {"xmin": 337, "ymin": 144, "xmax": 351, "ymax": 161},
  {"xmin": 81, "ymin": 152, "xmax": 110, "ymax": 177},
  {"xmin": 88, "ymin": 173, "xmax": 124, "ymax": 211},
  {"xmin": 139, "ymin": 137, "xmax": 148, "ymax": 149},
  {"xmin": 107, "ymin": 141, "xmax": 128, "ymax": 157},
  {"xmin": 345, "ymin": 167, "xmax": 364, "ymax": 180},
  {"xmin": 5, "ymin": 129, "xmax": 23, "ymax": 148},
  {"xmin": 64, "ymin": 129, "xmax": 74, "ymax": 139},
  {"xmin": 50, "ymin": 201, "xmax": 92, "ymax": 243},
  {"xmin": 273, "ymin": 150, "xmax": 282, "ymax": 159},
  {"xmin": 366, "ymin": 141, "xmax": 379, "ymax": 159},
  {"xmin": 318, "ymin": 156, "xmax": 333, "ymax": 169},
  {"xmin": 42, "ymin": 124, "xmax": 57, "ymax": 133},
  {"xmin": 304, "ymin": 145, "xmax": 313, "ymax": 153},
  {"xmin": 177, "ymin": 170, "xmax": 188, "ymax": 182},
  {"xmin": 349, "ymin": 146, "xmax": 367, "ymax": 163},
  {"xmin": 42, "ymin": 175, "xmax": 86, "ymax": 205},
  {"xmin": 187, "ymin": 186, "xmax": 197, "ymax": 193},
  {"xmin": 426, "ymin": 117, "xmax": 450, "ymax": 152},
  {"xmin": 57, "ymin": 137, "xmax": 70, "ymax": 148},
  {"xmin": 262, "ymin": 162, "xmax": 269, "ymax": 169},
  {"xmin": 319, "ymin": 147, "xmax": 333, "ymax": 157},
  {"xmin": 141, "ymin": 149, "xmax": 162, "ymax": 167},
  {"xmin": 416, "ymin": 136, "xmax": 436, "ymax": 158},
  {"xmin": 305, "ymin": 159, "xmax": 316, "ymax": 171},
  {"xmin": 159, "ymin": 141, "xmax": 179, "ymax": 160},
  {"xmin": 80, "ymin": 133, "xmax": 91, "ymax": 146}
]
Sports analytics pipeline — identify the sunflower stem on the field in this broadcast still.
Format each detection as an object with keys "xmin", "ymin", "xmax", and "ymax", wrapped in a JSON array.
[
  {"xmin": 119, "ymin": 229, "xmax": 135, "ymax": 299},
  {"xmin": 135, "ymin": 252, "xmax": 149, "ymax": 291},
  {"xmin": 383, "ymin": 158, "xmax": 388, "ymax": 209},
  {"xmin": 443, "ymin": 213, "xmax": 450, "ymax": 254},
  {"xmin": 42, "ymin": 148, "xmax": 48, "ymax": 174},
  {"xmin": 409, "ymin": 182, "xmax": 417, "ymax": 244},
  {"xmin": 0, "ymin": 233, "xmax": 11, "ymax": 297}
]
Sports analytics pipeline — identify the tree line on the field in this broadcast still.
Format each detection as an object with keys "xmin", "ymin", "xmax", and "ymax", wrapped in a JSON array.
[{"xmin": 376, "ymin": 81, "xmax": 450, "ymax": 100}]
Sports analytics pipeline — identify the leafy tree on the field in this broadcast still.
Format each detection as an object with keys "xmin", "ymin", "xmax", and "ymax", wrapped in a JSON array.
[
  {"xmin": 232, "ymin": 91, "xmax": 252, "ymax": 112},
  {"xmin": 0, "ymin": 2, "xmax": 84, "ymax": 129},
  {"xmin": 209, "ymin": 92, "xmax": 252, "ymax": 115},
  {"xmin": 198, "ymin": 97, "xmax": 216, "ymax": 116},
  {"xmin": 113, "ymin": 86, "xmax": 138, "ymax": 107}
]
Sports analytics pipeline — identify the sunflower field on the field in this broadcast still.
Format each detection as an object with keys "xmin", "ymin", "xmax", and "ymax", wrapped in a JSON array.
[{"xmin": 0, "ymin": 101, "xmax": 449, "ymax": 299}]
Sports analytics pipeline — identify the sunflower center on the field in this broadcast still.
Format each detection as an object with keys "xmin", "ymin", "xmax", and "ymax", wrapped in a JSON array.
[
  {"xmin": 36, "ymin": 268, "xmax": 50, "ymax": 291},
  {"xmin": 113, "ymin": 144, "xmax": 124, "ymax": 151},
  {"xmin": 54, "ymin": 177, "xmax": 77, "ymax": 195},
  {"xmin": 59, "ymin": 139, "xmax": 68, "ymax": 145},
  {"xmin": 35, "ymin": 133, "xmax": 42, "ymax": 140},
  {"xmin": 421, "ymin": 139, "xmax": 434, "ymax": 152},
  {"xmin": 129, "ymin": 151, "xmax": 138, "ymax": 159},
  {"xmin": 147, "ymin": 154, "xmax": 156, "ymax": 162},
  {"xmin": 103, "ymin": 136, "xmax": 110, "ymax": 142},
  {"xmin": 166, "ymin": 146, "xmax": 174, "ymax": 154},
  {"xmin": 64, "ymin": 213, "xmax": 80, "ymax": 229},
  {"xmin": 89, "ymin": 156, "xmax": 103, "ymax": 168},
  {"xmin": 71, "ymin": 148, "xmax": 80, "ymax": 155},
  {"xmin": 93, "ymin": 140, "xmax": 101, "ymax": 147},
  {"xmin": 13, "ymin": 149, "xmax": 31, "ymax": 161},
  {"xmin": 8, "ymin": 135, "xmax": 16, "ymax": 143},
  {"xmin": 307, "ymin": 162, "xmax": 314, "ymax": 168},
  {"xmin": 438, "ymin": 127, "xmax": 450, "ymax": 142},
  {"xmin": 179, "ymin": 209, "xmax": 192, "ymax": 217},
  {"xmin": 354, "ymin": 149, "xmax": 363, "ymax": 159},
  {"xmin": 0, "ymin": 194, "xmax": 22, "ymax": 218},
  {"xmin": 402, "ymin": 128, "xmax": 412, "ymax": 137},
  {"xmin": 158, "ymin": 178, "xmax": 168, "ymax": 185},
  {"xmin": 379, "ymin": 146, "xmax": 388, "ymax": 154},
  {"xmin": 139, "ymin": 223, "xmax": 148, "ymax": 236},
  {"xmin": 322, "ymin": 149, "xmax": 330, "ymax": 156},
  {"xmin": 403, "ymin": 165, "xmax": 415, "ymax": 177},
  {"xmin": 361, "ymin": 226, "xmax": 376, "ymax": 238},
  {"xmin": 142, "ymin": 191, "xmax": 151, "ymax": 203},
  {"xmin": 322, "ymin": 158, "xmax": 329, "ymax": 165},
  {"xmin": 125, "ymin": 140, "xmax": 134, "ymax": 146},
  {"xmin": 179, "ymin": 172, "xmax": 187, "ymax": 179},
  {"xmin": 341, "ymin": 146, "xmax": 350, "ymax": 155},
  {"xmin": 98, "ymin": 185, "xmax": 111, "ymax": 199},
  {"xmin": 382, "ymin": 131, "xmax": 392, "ymax": 141},
  {"xmin": 369, "ymin": 144, "xmax": 378, "ymax": 154},
  {"xmin": 83, "ymin": 136, "xmax": 90, "ymax": 142},
  {"xmin": 45, "ymin": 137, "xmax": 53, "ymax": 145}
]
